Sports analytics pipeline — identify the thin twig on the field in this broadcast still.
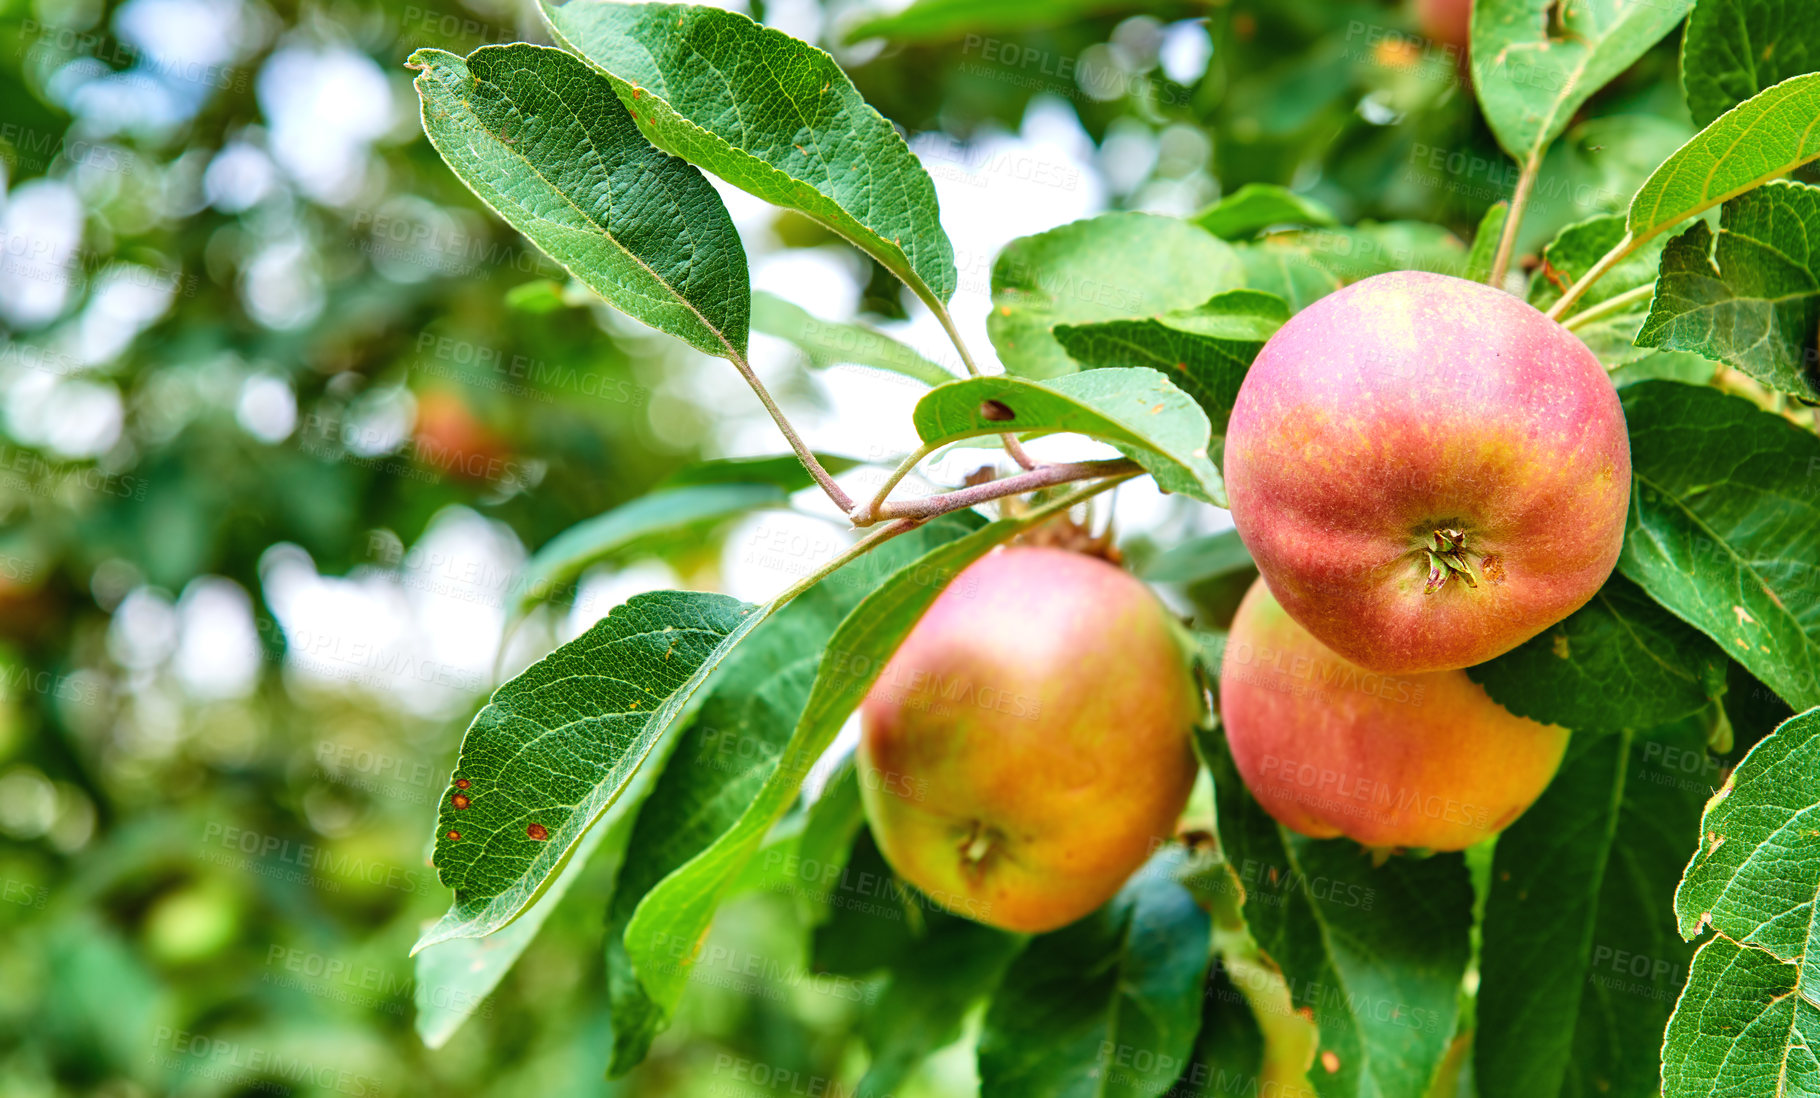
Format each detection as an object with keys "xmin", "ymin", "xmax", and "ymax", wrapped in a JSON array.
[
  {"xmin": 863, "ymin": 459, "xmax": 1142, "ymax": 526},
  {"xmin": 858, "ymin": 442, "xmax": 938, "ymax": 523},
  {"xmin": 999, "ymin": 434, "xmax": 1037, "ymax": 469},
  {"xmin": 727, "ymin": 348, "xmax": 854, "ymax": 513},
  {"xmin": 1560, "ymin": 282, "xmax": 1655, "ymax": 332},
  {"xmin": 1488, "ymin": 156, "xmax": 1540, "ymax": 289}
]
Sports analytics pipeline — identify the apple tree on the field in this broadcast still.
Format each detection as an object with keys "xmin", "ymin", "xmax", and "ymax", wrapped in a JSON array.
[{"xmin": 403, "ymin": 1, "xmax": 1820, "ymax": 1095}]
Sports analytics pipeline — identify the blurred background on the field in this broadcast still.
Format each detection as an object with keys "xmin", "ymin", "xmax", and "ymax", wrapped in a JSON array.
[{"xmin": 0, "ymin": 0, "xmax": 1691, "ymax": 1093}]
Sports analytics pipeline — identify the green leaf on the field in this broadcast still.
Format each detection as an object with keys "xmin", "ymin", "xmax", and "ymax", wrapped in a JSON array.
[
  {"xmin": 857, "ymin": 883, "xmax": 1023, "ymax": 1097},
  {"xmin": 1629, "ymin": 72, "xmax": 1820, "ymax": 246},
  {"xmin": 413, "ymin": 707, "xmax": 672, "ymax": 1047},
  {"xmin": 1236, "ymin": 245, "xmax": 1345, "ymax": 315},
  {"xmin": 1471, "ymin": 0, "xmax": 1697, "ymax": 166},
  {"xmin": 598, "ymin": 516, "xmax": 984, "ymax": 1072},
  {"xmin": 1206, "ymin": 732, "xmax": 1471, "ymax": 1098},
  {"xmin": 987, "ymin": 213, "xmax": 1245, "ymax": 380},
  {"xmin": 1236, "ymin": 221, "xmax": 1471, "ymax": 313},
  {"xmin": 615, "ymin": 498, "xmax": 1102, "ymax": 1068},
  {"xmin": 416, "ymin": 589, "xmax": 767, "ymax": 951},
  {"xmin": 540, "ymin": 0, "xmax": 956, "ymax": 309},
  {"xmin": 1617, "ymin": 381, "xmax": 1820, "ymax": 710},
  {"xmin": 752, "ymin": 291, "xmax": 957, "ymax": 388},
  {"xmin": 1053, "ymin": 290, "xmax": 1287, "ymax": 437},
  {"xmin": 911, "ymin": 369, "xmax": 1225, "ymax": 504},
  {"xmin": 1474, "ymin": 720, "xmax": 1712, "ymax": 1098},
  {"xmin": 1464, "ymin": 574, "xmax": 1728, "ymax": 732},
  {"xmin": 409, "ymin": 44, "xmax": 749, "ymax": 359},
  {"xmin": 1682, "ymin": 0, "xmax": 1820, "ymax": 126},
  {"xmin": 1635, "ymin": 181, "xmax": 1820, "ymax": 400},
  {"xmin": 512, "ymin": 483, "xmax": 789, "ymax": 614},
  {"xmin": 1465, "ymin": 202, "xmax": 1510, "ymax": 285},
  {"xmin": 1528, "ymin": 214, "xmax": 1667, "ymax": 367},
  {"xmin": 1192, "ymin": 183, "xmax": 1339, "ymax": 241},
  {"xmin": 1140, "ymin": 529, "xmax": 1254, "ymax": 586},
  {"xmin": 977, "ymin": 847, "xmax": 1213, "ymax": 1098},
  {"xmin": 842, "ymin": 0, "xmax": 1140, "ymax": 43},
  {"xmin": 1662, "ymin": 707, "xmax": 1820, "ymax": 1098}
]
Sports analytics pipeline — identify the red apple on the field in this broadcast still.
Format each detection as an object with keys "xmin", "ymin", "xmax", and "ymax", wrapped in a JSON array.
[
  {"xmin": 858, "ymin": 546, "xmax": 1200, "ymax": 933},
  {"xmin": 1220, "ymin": 578, "xmax": 1568, "ymax": 851},
  {"xmin": 1224, "ymin": 271, "xmax": 1629, "ymax": 674},
  {"xmin": 1415, "ymin": 0, "xmax": 1472, "ymax": 54}
]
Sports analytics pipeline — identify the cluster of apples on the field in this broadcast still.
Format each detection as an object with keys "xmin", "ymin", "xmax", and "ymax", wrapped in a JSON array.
[{"xmin": 857, "ymin": 272, "xmax": 1630, "ymax": 933}]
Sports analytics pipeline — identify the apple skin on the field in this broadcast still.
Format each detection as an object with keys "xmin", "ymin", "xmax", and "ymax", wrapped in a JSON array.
[
  {"xmin": 1220, "ymin": 578, "xmax": 1568, "ymax": 851},
  {"xmin": 1414, "ymin": 0, "xmax": 1472, "ymax": 53},
  {"xmin": 858, "ymin": 546, "xmax": 1200, "ymax": 934},
  {"xmin": 1224, "ymin": 271, "xmax": 1629, "ymax": 674}
]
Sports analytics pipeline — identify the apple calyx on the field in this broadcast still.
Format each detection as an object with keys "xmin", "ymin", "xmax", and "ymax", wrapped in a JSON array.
[
  {"xmin": 956, "ymin": 821, "xmax": 1000, "ymax": 879},
  {"xmin": 1420, "ymin": 527, "xmax": 1480, "ymax": 594}
]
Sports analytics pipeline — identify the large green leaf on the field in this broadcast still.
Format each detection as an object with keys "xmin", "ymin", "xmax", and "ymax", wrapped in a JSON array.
[
  {"xmin": 614, "ymin": 495, "xmax": 1110, "ymax": 1065},
  {"xmin": 409, "ymin": 44, "xmax": 749, "ymax": 359},
  {"xmin": 977, "ymin": 847, "xmax": 1213, "ymax": 1098},
  {"xmin": 1474, "ymin": 720, "xmax": 1712, "ymax": 1098},
  {"xmin": 836, "ymin": 832, "xmax": 1024, "ymax": 1097},
  {"xmin": 1464, "ymin": 574, "xmax": 1727, "ymax": 732},
  {"xmin": 753, "ymin": 291, "xmax": 957, "ymax": 388},
  {"xmin": 598, "ymin": 515, "xmax": 984, "ymax": 1073},
  {"xmin": 1629, "ymin": 72, "xmax": 1820, "ymax": 246},
  {"xmin": 911, "ymin": 369, "xmax": 1225, "ymax": 504},
  {"xmin": 1192, "ymin": 183, "xmax": 1339, "ymax": 241},
  {"xmin": 1236, "ymin": 222, "xmax": 1470, "ymax": 314},
  {"xmin": 1528, "ymin": 214, "xmax": 1667, "ymax": 367},
  {"xmin": 1662, "ymin": 707, "xmax": 1820, "ymax": 1097},
  {"xmin": 1206, "ymin": 733, "xmax": 1472, "ymax": 1098},
  {"xmin": 413, "ymin": 712, "xmax": 672, "ymax": 1047},
  {"xmin": 1139, "ymin": 529, "xmax": 1253, "ymax": 586},
  {"xmin": 987, "ymin": 213, "xmax": 1244, "ymax": 380},
  {"xmin": 1635, "ymin": 181, "xmax": 1820, "ymax": 400},
  {"xmin": 417, "ymin": 589, "xmax": 768, "ymax": 950},
  {"xmin": 539, "ymin": 0, "xmax": 956, "ymax": 309},
  {"xmin": 1470, "ymin": 0, "xmax": 1696, "ymax": 166},
  {"xmin": 1682, "ymin": 0, "xmax": 1820, "ymax": 126},
  {"xmin": 1053, "ymin": 290, "xmax": 1287, "ymax": 437},
  {"xmin": 1617, "ymin": 381, "xmax": 1820, "ymax": 711}
]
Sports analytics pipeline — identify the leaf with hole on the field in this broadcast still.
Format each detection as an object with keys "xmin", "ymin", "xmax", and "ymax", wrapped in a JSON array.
[{"xmin": 911, "ymin": 368, "xmax": 1226, "ymax": 504}]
